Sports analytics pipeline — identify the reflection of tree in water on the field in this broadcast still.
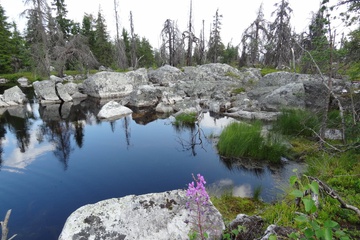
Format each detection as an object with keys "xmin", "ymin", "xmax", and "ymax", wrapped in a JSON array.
[
  {"xmin": 69, "ymin": 104, "xmax": 87, "ymax": 149},
  {"xmin": 74, "ymin": 121, "xmax": 85, "ymax": 148},
  {"xmin": 0, "ymin": 111, "xmax": 32, "ymax": 153},
  {"xmin": 175, "ymin": 116, "xmax": 207, "ymax": 156},
  {"xmin": 38, "ymin": 121, "xmax": 74, "ymax": 170},
  {"xmin": 0, "ymin": 124, "xmax": 6, "ymax": 169},
  {"xmin": 220, "ymin": 156, "xmax": 266, "ymax": 177},
  {"xmin": 107, "ymin": 116, "xmax": 132, "ymax": 148},
  {"xmin": 122, "ymin": 116, "xmax": 131, "ymax": 148}
]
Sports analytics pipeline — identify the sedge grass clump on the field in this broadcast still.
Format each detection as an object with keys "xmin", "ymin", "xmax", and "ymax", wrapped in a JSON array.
[
  {"xmin": 272, "ymin": 108, "xmax": 320, "ymax": 137},
  {"xmin": 217, "ymin": 121, "xmax": 289, "ymax": 163},
  {"xmin": 173, "ymin": 112, "xmax": 197, "ymax": 127}
]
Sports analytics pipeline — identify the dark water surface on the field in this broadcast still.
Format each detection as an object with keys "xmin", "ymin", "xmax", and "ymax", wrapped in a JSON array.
[{"xmin": 0, "ymin": 96, "xmax": 304, "ymax": 240}]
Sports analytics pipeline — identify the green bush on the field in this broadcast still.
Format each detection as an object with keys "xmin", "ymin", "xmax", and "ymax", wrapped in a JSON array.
[{"xmin": 217, "ymin": 121, "xmax": 289, "ymax": 163}]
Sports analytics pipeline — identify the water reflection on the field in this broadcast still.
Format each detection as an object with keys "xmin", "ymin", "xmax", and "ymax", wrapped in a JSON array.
[
  {"xmin": 175, "ymin": 121, "xmax": 208, "ymax": 156},
  {"xmin": 0, "ymin": 95, "xmax": 308, "ymax": 240},
  {"xmin": 208, "ymin": 178, "xmax": 253, "ymax": 198}
]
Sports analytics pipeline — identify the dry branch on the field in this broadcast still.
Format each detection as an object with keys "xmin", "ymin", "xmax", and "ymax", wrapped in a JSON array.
[
  {"xmin": 307, "ymin": 176, "xmax": 360, "ymax": 217},
  {"xmin": 1, "ymin": 209, "xmax": 17, "ymax": 240}
]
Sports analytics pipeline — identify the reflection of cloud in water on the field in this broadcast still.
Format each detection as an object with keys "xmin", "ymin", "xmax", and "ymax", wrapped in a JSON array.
[
  {"xmin": 199, "ymin": 112, "xmax": 237, "ymax": 134},
  {"xmin": 207, "ymin": 178, "xmax": 253, "ymax": 198},
  {"xmin": 3, "ymin": 129, "xmax": 55, "ymax": 173}
]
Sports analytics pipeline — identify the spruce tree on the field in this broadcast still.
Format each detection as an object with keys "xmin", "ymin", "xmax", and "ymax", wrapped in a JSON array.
[
  {"xmin": 207, "ymin": 9, "xmax": 224, "ymax": 63},
  {"xmin": 0, "ymin": 4, "xmax": 13, "ymax": 73},
  {"xmin": 93, "ymin": 9, "xmax": 113, "ymax": 67}
]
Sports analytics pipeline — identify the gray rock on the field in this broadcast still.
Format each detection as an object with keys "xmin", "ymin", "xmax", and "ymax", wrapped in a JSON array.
[
  {"xmin": 71, "ymin": 92, "xmax": 88, "ymax": 99},
  {"xmin": 33, "ymin": 80, "xmax": 61, "ymax": 103},
  {"xmin": 59, "ymin": 190, "xmax": 224, "ymax": 240},
  {"xmin": 62, "ymin": 82, "xmax": 79, "ymax": 96},
  {"xmin": 225, "ymin": 110, "xmax": 280, "ymax": 121},
  {"xmin": 3, "ymin": 86, "xmax": 27, "ymax": 104},
  {"xmin": 56, "ymin": 83, "xmax": 73, "ymax": 102},
  {"xmin": 0, "ymin": 78, "xmax": 8, "ymax": 84},
  {"xmin": 17, "ymin": 77, "xmax": 29, "ymax": 87},
  {"xmin": 50, "ymin": 75, "xmax": 64, "ymax": 83},
  {"xmin": 0, "ymin": 98, "xmax": 9, "ymax": 107},
  {"xmin": 155, "ymin": 102, "xmax": 174, "ymax": 113},
  {"xmin": 260, "ymin": 224, "xmax": 296, "ymax": 240},
  {"xmin": 228, "ymin": 214, "xmax": 265, "ymax": 240},
  {"xmin": 62, "ymin": 75, "xmax": 74, "ymax": 82},
  {"xmin": 82, "ymin": 69, "xmax": 148, "ymax": 98},
  {"xmin": 97, "ymin": 100, "xmax": 133, "ymax": 119},
  {"xmin": 257, "ymin": 71, "xmax": 311, "ymax": 87},
  {"xmin": 325, "ymin": 129, "xmax": 343, "ymax": 140},
  {"xmin": 148, "ymin": 65, "xmax": 185, "ymax": 86},
  {"xmin": 259, "ymin": 82, "xmax": 306, "ymax": 111},
  {"xmin": 128, "ymin": 85, "xmax": 162, "ymax": 107}
]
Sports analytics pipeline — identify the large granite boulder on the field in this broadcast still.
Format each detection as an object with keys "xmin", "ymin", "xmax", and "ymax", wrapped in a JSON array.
[
  {"xmin": 148, "ymin": 65, "xmax": 185, "ymax": 86},
  {"xmin": 33, "ymin": 80, "xmax": 61, "ymax": 103},
  {"xmin": 258, "ymin": 82, "xmax": 306, "ymax": 111},
  {"xmin": 82, "ymin": 69, "xmax": 148, "ymax": 98},
  {"xmin": 3, "ymin": 86, "xmax": 27, "ymax": 104},
  {"xmin": 56, "ymin": 83, "xmax": 73, "ymax": 102},
  {"xmin": 59, "ymin": 190, "xmax": 225, "ymax": 240},
  {"xmin": 128, "ymin": 85, "xmax": 162, "ymax": 107}
]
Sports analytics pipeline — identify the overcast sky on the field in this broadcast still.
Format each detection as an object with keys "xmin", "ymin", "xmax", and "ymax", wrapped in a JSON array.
[{"xmin": 1, "ymin": 0, "xmax": 348, "ymax": 49}]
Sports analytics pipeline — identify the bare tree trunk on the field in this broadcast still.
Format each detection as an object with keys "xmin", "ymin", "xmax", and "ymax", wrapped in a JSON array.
[
  {"xmin": 113, "ymin": 0, "xmax": 127, "ymax": 69},
  {"xmin": 130, "ymin": 11, "xmax": 136, "ymax": 69},
  {"xmin": 186, "ymin": 0, "xmax": 193, "ymax": 66}
]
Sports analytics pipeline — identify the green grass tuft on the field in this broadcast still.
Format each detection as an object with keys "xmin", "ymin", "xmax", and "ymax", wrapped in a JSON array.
[
  {"xmin": 272, "ymin": 108, "xmax": 320, "ymax": 137},
  {"xmin": 217, "ymin": 121, "xmax": 289, "ymax": 163},
  {"xmin": 173, "ymin": 112, "xmax": 197, "ymax": 127}
]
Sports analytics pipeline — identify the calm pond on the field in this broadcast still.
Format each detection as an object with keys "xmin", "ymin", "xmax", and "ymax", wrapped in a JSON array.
[{"xmin": 0, "ymin": 94, "xmax": 304, "ymax": 240}]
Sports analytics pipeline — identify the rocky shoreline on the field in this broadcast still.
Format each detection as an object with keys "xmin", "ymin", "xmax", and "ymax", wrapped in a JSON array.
[{"xmin": 1, "ymin": 63, "xmax": 358, "ymax": 239}]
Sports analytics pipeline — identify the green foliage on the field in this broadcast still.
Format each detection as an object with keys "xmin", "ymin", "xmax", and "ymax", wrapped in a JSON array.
[
  {"xmin": 272, "ymin": 108, "xmax": 320, "ymax": 137},
  {"xmin": 217, "ymin": 121, "xmax": 289, "ymax": 163},
  {"xmin": 231, "ymin": 87, "xmax": 246, "ymax": 94},
  {"xmin": 225, "ymin": 71, "xmax": 241, "ymax": 79},
  {"xmin": 173, "ymin": 113, "xmax": 197, "ymax": 127},
  {"xmin": 260, "ymin": 67, "xmax": 280, "ymax": 76},
  {"xmin": 211, "ymin": 193, "xmax": 260, "ymax": 223},
  {"xmin": 222, "ymin": 225, "xmax": 245, "ymax": 240},
  {"xmin": 221, "ymin": 43, "xmax": 239, "ymax": 66},
  {"xmin": 0, "ymin": 5, "xmax": 14, "ymax": 74},
  {"xmin": 288, "ymin": 173, "xmax": 350, "ymax": 240}
]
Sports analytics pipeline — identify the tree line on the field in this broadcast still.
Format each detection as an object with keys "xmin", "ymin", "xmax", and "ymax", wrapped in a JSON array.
[{"xmin": 0, "ymin": 0, "xmax": 359, "ymax": 78}]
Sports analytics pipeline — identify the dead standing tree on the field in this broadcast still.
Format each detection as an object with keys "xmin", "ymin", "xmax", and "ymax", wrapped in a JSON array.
[
  {"xmin": 113, "ymin": 0, "xmax": 127, "ymax": 69},
  {"xmin": 52, "ymin": 34, "xmax": 98, "ymax": 76},
  {"xmin": 182, "ymin": 0, "xmax": 198, "ymax": 66},
  {"xmin": 129, "ymin": 11, "xmax": 137, "ymax": 68},
  {"xmin": 240, "ymin": 4, "xmax": 270, "ymax": 66},
  {"xmin": 161, "ymin": 19, "xmax": 182, "ymax": 66},
  {"xmin": 265, "ymin": 0, "xmax": 294, "ymax": 68},
  {"xmin": 23, "ymin": 0, "xmax": 51, "ymax": 77}
]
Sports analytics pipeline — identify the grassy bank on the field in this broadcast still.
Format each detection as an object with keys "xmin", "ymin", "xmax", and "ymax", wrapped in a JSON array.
[{"xmin": 213, "ymin": 108, "xmax": 360, "ymax": 239}]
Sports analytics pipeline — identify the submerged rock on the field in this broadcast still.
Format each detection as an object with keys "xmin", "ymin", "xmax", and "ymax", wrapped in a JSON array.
[{"xmin": 59, "ymin": 189, "xmax": 225, "ymax": 240}]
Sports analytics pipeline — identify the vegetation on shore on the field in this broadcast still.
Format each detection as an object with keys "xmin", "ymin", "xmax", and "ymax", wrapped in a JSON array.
[{"xmin": 212, "ymin": 108, "xmax": 360, "ymax": 239}]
